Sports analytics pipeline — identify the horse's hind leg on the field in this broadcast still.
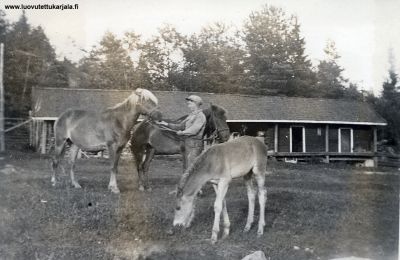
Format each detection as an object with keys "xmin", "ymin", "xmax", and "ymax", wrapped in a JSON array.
[
  {"xmin": 69, "ymin": 144, "xmax": 82, "ymax": 189},
  {"xmin": 253, "ymin": 168, "xmax": 267, "ymax": 236},
  {"xmin": 132, "ymin": 147, "xmax": 146, "ymax": 191},
  {"xmin": 51, "ymin": 138, "xmax": 68, "ymax": 186},
  {"xmin": 142, "ymin": 147, "xmax": 155, "ymax": 191},
  {"xmin": 108, "ymin": 144, "xmax": 123, "ymax": 194},
  {"xmin": 244, "ymin": 174, "xmax": 256, "ymax": 232}
]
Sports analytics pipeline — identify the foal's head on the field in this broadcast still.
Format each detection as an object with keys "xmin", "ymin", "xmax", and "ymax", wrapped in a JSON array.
[{"xmin": 173, "ymin": 186, "xmax": 196, "ymax": 228}]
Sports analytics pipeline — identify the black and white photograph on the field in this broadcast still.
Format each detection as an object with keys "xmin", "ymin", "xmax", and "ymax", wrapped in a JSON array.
[{"xmin": 0, "ymin": 0, "xmax": 399, "ymax": 259}]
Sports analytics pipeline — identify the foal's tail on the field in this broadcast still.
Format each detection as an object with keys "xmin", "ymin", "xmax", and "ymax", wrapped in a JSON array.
[{"xmin": 252, "ymin": 137, "xmax": 268, "ymax": 173}]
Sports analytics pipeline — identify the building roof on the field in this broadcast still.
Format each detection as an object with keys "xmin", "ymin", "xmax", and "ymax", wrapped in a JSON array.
[{"xmin": 31, "ymin": 87, "xmax": 386, "ymax": 125}]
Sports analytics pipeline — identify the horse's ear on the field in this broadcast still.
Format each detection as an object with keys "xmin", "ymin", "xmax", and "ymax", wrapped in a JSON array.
[
  {"xmin": 135, "ymin": 88, "xmax": 143, "ymax": 95},
  {"xmin": 135, "ymin": 88, "xmax": 158, "ymax": 105},
  {"xmin": 176, "ymin": 186, "xmax": 183, "ymax": 197}
]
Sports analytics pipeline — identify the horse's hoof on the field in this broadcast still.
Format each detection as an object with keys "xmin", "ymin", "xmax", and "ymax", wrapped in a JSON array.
[
  {"xmin": 168, "ymin": 190, "xmax": 177, "ymax": 195},
  {"xmin": 222, "ymin": 231, "xmax": 230, "ymax": 240},
  {"xmin": 109, "ymin": 186, "xmax": 120, "ymax": 194},
  {"xmin": 72, "ymin": 182, "xmax": 82, "ymax": 189},
  {"xmin": 210, "ymin": 238, "xmax": 218, "ymax": 245},
  {"xmin": 243, "ymin": 225, "xmax": 251, "ymax": 233},
  {"xmin": 257, "ymin": 230, "xmax": 264, "ymax": 237},
  {"xmin": 139, "ymin": 186, "xmax": 145, "ymax": 192}
]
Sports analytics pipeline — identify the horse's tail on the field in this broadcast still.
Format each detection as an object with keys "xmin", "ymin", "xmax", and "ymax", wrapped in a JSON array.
[
  {"xmin": 251, "ymin": 137, "xmax": 268, "ymax": 172},
  {"xmin": 51, "ymin": 110, "xmax": 74, "ymax": 165},
  {"xmin": 53, "ymin": 111, "xmax": 71, "ymax": 147}
]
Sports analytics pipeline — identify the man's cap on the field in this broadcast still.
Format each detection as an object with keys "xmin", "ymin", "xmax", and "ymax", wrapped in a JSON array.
[{"xmin": 185, "ymin": 95, "xmax": 203, "ymax": 105}]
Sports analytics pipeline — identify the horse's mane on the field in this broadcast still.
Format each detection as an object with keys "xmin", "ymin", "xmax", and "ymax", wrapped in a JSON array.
[
  {"xmin": 109, "ymin": 92, "xmax": 139, "ymax": 112},
  {"xmin": 108, "ymin": 88, "xmax": 158, "ymax": 112},
  {"xmin": 210, "ymin": 104, "xmax": 227, "ymax": 117},
  {"xmin": 135, "ymin": 88, "xmax": 158, "ymax": 105}
]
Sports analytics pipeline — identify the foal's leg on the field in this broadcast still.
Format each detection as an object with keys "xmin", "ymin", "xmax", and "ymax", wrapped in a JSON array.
[
  {"xmin": 212, "ymin": 182, "xmax": 230, "ymax": 239},
  {"xmin": 69, "ymin": 144, "xmax": 82, "ymax": 188},
  {"xmin": 244, "ymin": 176, "xmax": 256, "ymax": 232},
  {"xmin": 254, "ymin": 171, "xmax": 267, "ymax": 236},
  {"xmin": 108, "ymin": 144, "xmax": 123, "ymax": 194},
  {"xmin": 211, "ymin": 178, "xmax": 230, "ymax": 244}
]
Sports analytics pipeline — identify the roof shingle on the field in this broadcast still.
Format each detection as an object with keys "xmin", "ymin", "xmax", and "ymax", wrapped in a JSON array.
[{"xmin": 32, "ymin": 87, "xmax": 386, "ymax": 125}]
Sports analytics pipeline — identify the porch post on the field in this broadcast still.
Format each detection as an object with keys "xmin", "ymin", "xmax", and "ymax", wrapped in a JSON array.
[
  {"xmin": 373, "ymin": 126, "xmax": 378, "ymax": 167},
  {"xmin": 274, "ymin": 124, "xmax": 278, "ymax": 153},
  {"xmin": 29, "ymin": 111, "xmax": 33, "ymax": 147},
  {"xmin": 35, "ymin": 120, "xmax": 40, "ymax": 151},
  {"xmin": 325, "ymin": 125, "xmax": 329, "ymax": 163},
  {"xmin": 40, "ymin": 121, "xmax": 47, "ymax": 154}
]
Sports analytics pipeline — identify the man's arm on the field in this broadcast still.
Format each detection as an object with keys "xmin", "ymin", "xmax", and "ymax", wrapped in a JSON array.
[{"xmin": 167, "ymin": 120, "xmax": 186, "ymax": 131}]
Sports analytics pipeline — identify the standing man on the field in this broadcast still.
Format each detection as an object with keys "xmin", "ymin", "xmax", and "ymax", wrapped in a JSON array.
[{"xmin": 158, "ymin": 95, "xmax": 206, "ymax": 171}]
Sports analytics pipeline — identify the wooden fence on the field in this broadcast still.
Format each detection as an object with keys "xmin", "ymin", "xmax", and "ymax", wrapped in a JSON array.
[{"xmin": 4, "ymin": 118, "xmax": 31, "ymax": 151}]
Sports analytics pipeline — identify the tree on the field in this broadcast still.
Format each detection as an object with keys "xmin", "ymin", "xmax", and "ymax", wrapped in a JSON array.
[
  {"xmin": 315, "ymin": 40, "xmax": 348, "ymax": 98},
  {"xmin": 284, "ymin": 17, "xmax": 316, "ymax": 97},
  {"xmin": 79, "ymin": 31, "xmax": 134, "ymax": 89},
  {"xmin": 4, "ymin": 12, "xmax": 58, "ymax": 116},
  {"xmin": 242, "ymin": 5, "xmax": 314, "ymax": 95},
  {"xmin": 135, "ymin": 25, "xmax": 183, "ymax": 90},
  {"xmin": 180, "ymin": 23, "xmax": 245, "ymax": 93},
  {"xmin": 0, "ymin": 10, "xmax": 8, "ymax": 42},
  {"xmin": 376, "ymin": 67, "xmax": 400, "ymax": 147}
]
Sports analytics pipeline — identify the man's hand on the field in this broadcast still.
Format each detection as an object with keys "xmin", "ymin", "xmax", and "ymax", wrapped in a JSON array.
[
  {"xmin": 157, "ymin": 121, "xmax": 168, "ymax": 126},
  {"xmin": 177, "ymin": 130, "xmax": 185, "ymax": 136}
]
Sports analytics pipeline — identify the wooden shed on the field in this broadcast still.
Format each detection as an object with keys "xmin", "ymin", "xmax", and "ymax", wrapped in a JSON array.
[{"xmin": 31, "ymin": 87, "xmax": 386, "ymax": 165}]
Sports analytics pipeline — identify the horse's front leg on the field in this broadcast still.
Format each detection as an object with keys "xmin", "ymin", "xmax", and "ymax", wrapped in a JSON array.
[
  {"xmin": 211, "ymin": 178, "xmax": 230, "ymax": 244},
  {"xmin": 108, "ymin": 144, "xmax": 123, "ymax": 194}
]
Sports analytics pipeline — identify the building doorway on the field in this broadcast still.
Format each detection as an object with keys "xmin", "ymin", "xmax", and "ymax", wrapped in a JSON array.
[
  {"xmin": 291, "ymin": 126, "xmax": 304, "ymax": 152},
  {"xmin": 339, "ymin": 128, "xmax": 353, "ymax": 153}
]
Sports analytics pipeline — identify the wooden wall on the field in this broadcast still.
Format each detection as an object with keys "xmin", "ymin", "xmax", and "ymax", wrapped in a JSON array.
[{"xmin": 306, "ymin": 124, "xmax": 326, "ymax": 152}]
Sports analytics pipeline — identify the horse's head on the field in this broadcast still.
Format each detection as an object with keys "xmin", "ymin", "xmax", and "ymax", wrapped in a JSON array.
[
  {"xmin": 173, "ymin": 187, "xmax": 196, "ymax": 228},
  {"xmin": 132, "ymin": 88, "xmax": 159, "ymax": 116},
  {"xmin": 203, "ymin": 104, "xmax": 230, "ymax": 143}
]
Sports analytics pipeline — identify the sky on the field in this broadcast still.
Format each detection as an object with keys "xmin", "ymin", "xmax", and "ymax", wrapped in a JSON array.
[{"xmin": 1, "ymin": 0, "xmax": 400, "ymax": 95}]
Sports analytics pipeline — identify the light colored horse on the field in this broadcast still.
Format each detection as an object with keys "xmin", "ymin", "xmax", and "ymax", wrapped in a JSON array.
[
  {"xmin": 173, "ymin": 136, "xmax": 268, "ymax": 244},
  {"xmin": 51, "ymin": 88, "xmax": 159, "ymax": 194}
]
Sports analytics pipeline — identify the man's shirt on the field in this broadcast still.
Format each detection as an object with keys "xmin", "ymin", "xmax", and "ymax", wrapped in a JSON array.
[{"xmin": 168, "ymin": 109, "xmax": 206, "ymax": 139}]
